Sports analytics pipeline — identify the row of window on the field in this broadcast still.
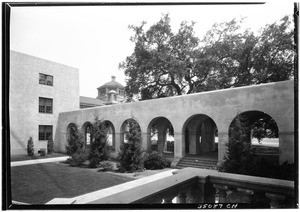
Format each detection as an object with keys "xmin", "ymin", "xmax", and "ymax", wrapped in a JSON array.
[
  {"xmin": 39, "ymin": 73, "xmax": 54, "ymax": 114},
  {"xmin": 39, "ymin": 125, "xmax": 52, "ymax": 140},
  {"xmin": 39, "ymin": 74, "xmax": 53, "ymax": 141},
  {"xmin": 39, "ymin": 97, "xmax": 53, "ymax": 114},
  {"xmin": 39, "ymin": 73, "xmax": 53, "ymax": 86}
]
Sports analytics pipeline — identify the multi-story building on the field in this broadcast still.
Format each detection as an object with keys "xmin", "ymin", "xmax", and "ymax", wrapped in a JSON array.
[{"xmin": 9, "ymin": 50, "xmax": 79, "ymax": 155}]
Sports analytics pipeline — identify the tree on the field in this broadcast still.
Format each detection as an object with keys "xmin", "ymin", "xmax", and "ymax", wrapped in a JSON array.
[
  {"xmin": 119, "ymin": 14, "xmax": 200, "ymax": 100},
  {"xmin": 120, "ymin": 15, "xmax": 294, "ymax": 100},
  {"xmin": 27, "ymin": 137, "xmax": 34, "ymax": 156},
  {"xmin": 65, "ymin": 124, "xmax": 88, "ymax": 167},
  {"xmin": 218, "ymin": 113, "xmax": 254, "ymax": 174},
  {"xmin": 118, "ymin": 120, "xmax": 144, "ymax": 172},
  {"xmin": 251, "ymin": 115, "xmax": 279, "ymax": 143},
  {"xmin": 88, "ymin": 117, "xmax": 111, "ymax": 168},
  {"xmin": 65, "ymin": 124, "xmax": 84, "ymax": 156},
  {"xmin": 251, "ymin": 16, "xmax": 295, "ymax": 84}
]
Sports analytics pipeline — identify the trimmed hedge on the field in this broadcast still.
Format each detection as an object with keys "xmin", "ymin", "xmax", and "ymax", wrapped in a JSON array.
[{"xmin": 144, "ymin": 151, "xmax": 171, "ymax": 170}]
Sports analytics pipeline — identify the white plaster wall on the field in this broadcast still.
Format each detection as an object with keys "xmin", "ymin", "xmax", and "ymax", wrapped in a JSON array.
[
  {"xmin": 56, "ymin": 80, "xmax": 294, "ymax": 163},
  {"xmin": 9, "ymin": 51, "xmax": 79, "ymax": 155}
]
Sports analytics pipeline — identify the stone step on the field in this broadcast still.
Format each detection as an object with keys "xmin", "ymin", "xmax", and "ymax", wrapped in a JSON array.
[
  {"xmin": 176, "ymin": 157, "xmax": 218, "ymax": 170},
  {"xmin": 180, "ymin": 157, "xmax": 218, "ymax": 162},
  {"xmin": 176, "ymin": 164, "xmax": 217, "ymax": 170},
  {"xmin": 177, "ymin": 160, "xmax": 217, "ymax": 166},
  {"xmin": 252, "ymin": 147, "xmax": 279, "ymax": 156},
  {"xmin": 178, "ymin": 160, "xmax": 217, "ymax": 165}
]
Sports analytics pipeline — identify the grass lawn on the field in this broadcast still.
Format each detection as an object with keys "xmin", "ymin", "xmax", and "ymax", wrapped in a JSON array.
[{"xmin": 11, "ymin": 162, "xmax": 133, "ymax": 204}]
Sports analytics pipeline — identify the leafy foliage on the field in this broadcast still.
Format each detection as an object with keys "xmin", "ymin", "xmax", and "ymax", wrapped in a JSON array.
[
  {"xmin": 69, "ymin": 149, "xmax": 89, "ymax": 167},
  {"xmin": 65, "ymin": 124, "xmax": 88, "ymax": 166},
  {"xmin": 39, "ymin": 148, "xmax": 46, "ymax": 156},
  {"xmin": 143, "ymin": 151, "xmax": 171, "ymax": 170},
  {"xmin": 98, "ymin": 161, "xmax": 114, "ymax": 172},
  {"xmin": 218, "ymin": 113, "xmax": 294, "ymax": 180},
  {"xmin": 118, "ymin": 120, "xmax": 144, "ymax": 172},
  {"xmin": 88, "ymin": 118, "xmax": 111, "ymax": 168},
  {"xmin": 251, "ymin": 115, "xmax": 279, "ymax": 143},
  {"xmin": 65, "ymin": 124, "xmax": 84, "ymax": 156},
  {"xmin": 218, "ymin": 114, "xmax": 255, "ymax": 174},
  {"xmin": 247, "ymin": 157, "xmax": 294, "ymax": 180},
  {"xmin": 120, "ymin": 15, "xmax": 294, "ymax": 101},
  {"xmin": 47, "ymin": 139, "xmax": 54, "ymax": 154},
  {"xmin": 27, "ymin": 137, "xmax": 34, "ymax": 156}
]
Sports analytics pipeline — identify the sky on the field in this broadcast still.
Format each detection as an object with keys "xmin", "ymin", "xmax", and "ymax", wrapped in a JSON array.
[{"xmin": 10, "ymin": 1, "xmax": 295, "ymax": 98}]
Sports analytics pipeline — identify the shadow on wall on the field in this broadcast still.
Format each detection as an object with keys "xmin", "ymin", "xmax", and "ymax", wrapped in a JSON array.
[{"xmin": 10, "ymin": 129, "xmax": 28, "ymax": 155}]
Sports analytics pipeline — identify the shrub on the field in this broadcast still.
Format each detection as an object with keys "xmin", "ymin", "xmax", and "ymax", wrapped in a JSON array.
[
  {"xmin": 98, "ymin": 160, "xmax": 114, "ymax": 171},
  {"xmin": 249, "ymin": 158, "xmax": 295, "ymax": 180},
  {"xmin": 118, "ymin": 120, "xmax": 144, "ymax": 172},
  {"xmin": 65, "ymin": 124, "xmax": 84, "ymax": 156},
  {"xmin": 47, "ymin": 139, "xmax": 54, "ymax": 154},
  {"xmin": 144, "ymin": 151, "xmax": 171, "ymax": 170},
  {"xmin": 88, "ymin": 118, "xmax": 111, "ymax": 168},
  {"xmin": 27, "ymin": 137, "xmax": 34, "ymax": 156},
  {"xmin": 39, "ymin": 148, "xmax": 46, "ymax": 156},
  {"xmin": 69, "ymin": 149, "xmax": 88, "ymax": 167},
  {"xmin": 218, "ymin": 114, "xmax": 255, "ymax": 174},
  {"xmin": 218, "ymin": 114, "xmax": 295, "ymax": 180}
]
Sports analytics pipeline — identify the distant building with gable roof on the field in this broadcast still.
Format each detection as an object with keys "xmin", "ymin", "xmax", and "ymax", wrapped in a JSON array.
[{"xmin": 79, "ymin": 96, "xmax": 105, "ymax": 109}]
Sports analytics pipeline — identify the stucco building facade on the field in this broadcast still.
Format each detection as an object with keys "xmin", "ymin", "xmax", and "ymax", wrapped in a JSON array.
[
  {"xmin": 9, "ymin": 51, "xmax": 295, "ymax": 165},
  {"xmin": 9, "ymin": 51, "xmax": 79, "ymax": 155},
  {"xmin": 55, "ymin": 80, "xmax": 294, "ymax": 165}
]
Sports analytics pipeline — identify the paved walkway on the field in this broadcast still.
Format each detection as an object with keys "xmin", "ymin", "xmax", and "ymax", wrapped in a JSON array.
[
  {"xmin": 46, "ymin": 168, "xmax": 177, "ymax": 204},
  {"xmin": 11, "ymin": 156, "xmax": 69, "ymax": 167}
]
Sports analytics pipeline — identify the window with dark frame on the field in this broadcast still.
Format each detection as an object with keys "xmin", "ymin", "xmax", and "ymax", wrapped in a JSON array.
[
  {"xmin": 39, "ymin": 125, "xmax": 53, "ymax": 140},
  {"xmin": 39, "ymin": 97, "xmax": 53, "ymax": 114},
  {"xmin": 39, "ymin": 73, "xmax": 53, "ymax": 86}
]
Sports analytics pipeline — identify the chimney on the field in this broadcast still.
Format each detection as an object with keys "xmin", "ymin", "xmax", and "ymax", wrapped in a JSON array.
[{"xmin": 111, "ymin": 76, "xmax": 116, "ymax": 82}]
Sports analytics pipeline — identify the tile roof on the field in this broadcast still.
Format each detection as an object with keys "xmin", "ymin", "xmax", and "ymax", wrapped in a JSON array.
[{"xmin": 80, "ymin": 96, "xmax": 105, "ymax": 106}]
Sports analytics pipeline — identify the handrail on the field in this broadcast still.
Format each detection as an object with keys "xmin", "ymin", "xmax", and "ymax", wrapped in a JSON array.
[{"xmin": 207, "ymin": 171, "xmax": 294, "ymax": 197}]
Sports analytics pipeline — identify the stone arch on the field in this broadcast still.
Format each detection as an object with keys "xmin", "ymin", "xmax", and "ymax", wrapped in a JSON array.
[
  {"xmin": 103, "ymin": 120, "xmax": 116, "ymax": 151},
  {"xmin": 66, "ymin": 123, "xmax": 78, "ymax": 143},
  {"xmin": 147, "ymin": 117, "xmax": 174, "ymax": 154},
  {"xmin": 228, "ymin": 110, "xmax": 279, "ymax": 158},
  {"xmin": 81, "ymin": 121, "xmax": 93, "ymax": 150},
  {"xmin": 120, "ymin": 118, "xmax": 142, "ymax": 143},
  {"xmin": 182, "ymin": 114, "xmax": 218, "ymax": 158}
]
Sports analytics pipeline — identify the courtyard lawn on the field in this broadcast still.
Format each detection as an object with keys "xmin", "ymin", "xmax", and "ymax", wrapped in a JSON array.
[{"xmin": 11, "ymin": 162, "xmax": 133, "ymax": 204}]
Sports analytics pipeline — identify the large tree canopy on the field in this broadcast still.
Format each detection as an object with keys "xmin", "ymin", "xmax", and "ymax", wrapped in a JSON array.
[{"xmin": 119, "ymin": 14, "xmax": 295, "ymax": 101}]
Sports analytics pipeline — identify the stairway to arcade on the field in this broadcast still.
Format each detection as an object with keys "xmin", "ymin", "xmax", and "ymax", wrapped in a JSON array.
[{"xmin": 176, "ymin": 152, "xmax": 218, "ymax": 169}]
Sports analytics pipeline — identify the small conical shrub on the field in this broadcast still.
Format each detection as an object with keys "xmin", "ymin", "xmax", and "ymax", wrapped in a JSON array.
[
  {"xmin": 118, "ymin": 120, "xmax": 144, "ymax": 172},
  {"xmin": 65, "ymin": 124, "xmax": 84, "ymax": 156},
  {"xmin": 27, "ymin": 137, "xmax": 34, "ymax": 156},
  {"xmin": 218, "ymin": 113, "xmax": 254, "ymax": 174},
  {"xmin": 47, "ymin": 139, "xmax": 54, "ymax": 154},
  {"xmin": 88, "ymin": 118, "xmax": 111, "ymax": 168}
]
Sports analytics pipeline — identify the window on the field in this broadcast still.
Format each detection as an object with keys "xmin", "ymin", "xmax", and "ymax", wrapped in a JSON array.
[
  {"xmin": 39, "ymin": 125, "xmax": 53, "ymax": 140},
  {"xmin": 39, "ymin": 97, "xmax": 53, "ymax": 114},
  {"xmin": 39, "ymin": 73, "xmax": 53, "ymax": 86}
]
